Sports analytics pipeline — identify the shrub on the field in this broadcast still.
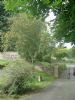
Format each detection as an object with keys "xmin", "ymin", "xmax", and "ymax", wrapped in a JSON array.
[
  {"xmin": 0, "ymin": 60, "xmax": 55, "ymax": 95},
  {"xmin": 0, "ymin": 60, "xmax": 34, "ymax": 94}
]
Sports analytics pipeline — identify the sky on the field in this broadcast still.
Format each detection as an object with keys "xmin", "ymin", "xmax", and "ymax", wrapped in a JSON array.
[
  {"xmin": 45, "ymin": 11, "xmax": 56, "ymax": 22},
  {"xmin": 64, "ymin": 43, "xmax": 73, "ymax": 49},
  {"xmin": 45, "ymin": 11, "xmax": 72, "ymax": 49}
]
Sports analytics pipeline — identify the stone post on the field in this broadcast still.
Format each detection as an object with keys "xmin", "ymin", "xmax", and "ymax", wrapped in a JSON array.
[{"xmin": 54, "ymin": 64, "xmax": 59, "ymax": 78}]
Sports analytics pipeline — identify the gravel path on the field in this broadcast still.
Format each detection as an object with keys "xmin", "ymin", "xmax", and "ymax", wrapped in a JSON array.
[{"xmin": 28, "ymin": 79, "xmax": 75, "ymax": 100}]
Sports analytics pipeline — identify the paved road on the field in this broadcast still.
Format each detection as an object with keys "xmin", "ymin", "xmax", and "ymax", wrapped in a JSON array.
[{"xmin": 28, "ymin": 79, "xmax": 75, "ymax": 100}]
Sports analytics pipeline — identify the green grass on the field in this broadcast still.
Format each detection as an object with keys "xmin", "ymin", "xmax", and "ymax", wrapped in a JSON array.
[
  {"xmin": 0, "ymin": 60, "xmax": 9, "ymax": 65},
  {"xmin": 0, "ymin": 59, "xmax": 18, "ymax": 66},
  {"xmin": 0, "ymin": 60, "xmax": 9, "ymax": 69},
  {"xmin": 0, "ymin": 60, "xmax": 18, "ymax": 69}
]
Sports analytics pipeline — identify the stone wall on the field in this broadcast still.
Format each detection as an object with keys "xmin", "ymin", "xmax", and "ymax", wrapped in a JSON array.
[{"xmin": 0, "ymin": 52, "xmax": 20, "ymax": 60}]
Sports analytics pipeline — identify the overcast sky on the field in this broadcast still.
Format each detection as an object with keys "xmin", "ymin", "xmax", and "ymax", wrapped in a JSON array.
[{"xmin": 45, "ymin": 11, "xmax": 56, "ymax": 22}]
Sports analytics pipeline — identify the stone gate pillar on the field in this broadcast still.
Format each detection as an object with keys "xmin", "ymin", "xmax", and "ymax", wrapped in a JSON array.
[{"xmin": 54, "ymin": 64, "xmax": 59, "ymax": 78}]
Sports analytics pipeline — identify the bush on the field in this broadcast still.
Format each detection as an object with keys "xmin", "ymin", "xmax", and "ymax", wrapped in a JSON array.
[
  {"xmin": 0, "ymin": 60, "xmax": 55, "ymax": 95},
  {"xmin": 0, "ymin": 60, "xmax": 34, "ymax": 94}
]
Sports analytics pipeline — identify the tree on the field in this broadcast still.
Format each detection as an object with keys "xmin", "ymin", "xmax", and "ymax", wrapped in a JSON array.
[
  {"xmin": 3, "ymin": 31, "xmax": 16, "ymax": 51},
  {"xmin": 36, "ymin": 32, "xmax": 56, "ymax": 63},
  {"xmin": 0, "ymin": 0, "xmax": 9, "ymax": 51},
  {"xmin": 0, "ymin": 0, "xmax": 9, "ymax": 32},
  {"xmin": 53, "ymin": 0, "xmax": 75, "ymax": 44},
  {"xmin": 3, "ymin": 0, "xmax": 55, "ymax": 18},
  {"xmin": 7, "ymin": 13, "xmax": 43, "ymax": 63},
  {"xmin": 4, "ymin": 0, "xmax": 75, "ymax": 44},
  {"xmin": 54, "ymin": 48, "xmax": 69, "ymax": 61}
]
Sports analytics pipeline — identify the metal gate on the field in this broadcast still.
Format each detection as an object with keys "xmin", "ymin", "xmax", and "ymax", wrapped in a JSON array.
[{"xmin": 60, "ymin": 64, "xmax": 75, "ymax": 79}]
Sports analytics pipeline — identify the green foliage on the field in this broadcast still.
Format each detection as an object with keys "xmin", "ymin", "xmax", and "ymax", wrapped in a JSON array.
[
  {"xmin": 0, "ymin": 59, "xmax": 54, "ymax": 95},
  {"xmin": 0, "ymin": 34, "xmax": 3, "ymax": 52},
  {"xmin": 0, "ymin": 60, "xmax": 33, "ymax": 94},
  {"xmin": 0, "ymin": 82, "xmax": 52, "ymax": 100},
  {"xmin": 4, "ymin": 13, "xmax": 56, "ymax": 63},
  {"xmin": 33, "ymin": 71, "xmax": 52, "ymax": 81},
  {"xmin": 4, "ymin": 0, "xmax": 75, "ymax": 44},
  {"xmin": 39, "ymin": 62, "xmax": 51, "ymax": 68},
  {"xmin": 0, "ymin": 60, "xmax": 9, "ymax": 69},
  {"xmin": 0, "ymin": 0, "xmax": 9, "ymax": 32},
  {"xmin": 53, "ymin": 0, "xmax": 75, "ymax": 44},
  {"xmin": 5, "ymin": 13, "xmax": 43, "ymax": 63},
  {"xmin": 3, "ymin": 32, "xmax": 16, "ymax": 51},
  {"xmin": 24, "ymin": 71, "xmax": 54, "ymax": 91},
  {"xmin": 36, "ymin": 33, "xmax": 56, "ymax": 63},
  {"xmin": 3, "ymin": 0, "xmax": 53, "ymax": 17},
  {"xmin": 0, "ymin": 0, "xmax": 9, "ymax": 51},
  {"xmin": 54, "ymin": 48, "xmax": 69, "ymax": 61}
]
